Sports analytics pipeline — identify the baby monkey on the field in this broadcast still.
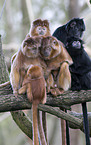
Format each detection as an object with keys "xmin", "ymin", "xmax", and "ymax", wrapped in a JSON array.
[
  {"xmin": 40, "ymin": 36, "xmax": 73, "ymax": 95},
  {"xmin": 26, "ymin": 19, "xmax": 51, "ymax": 38},
  {"xmin": 19, "ymin": 65, "xmax": 47, "ymax": 145}
]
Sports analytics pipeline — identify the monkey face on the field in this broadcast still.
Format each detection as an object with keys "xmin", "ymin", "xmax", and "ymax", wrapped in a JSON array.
[
  {"xmin": 40, "ymin": 36, "xmax": 61, "ymax": 60},
  {"xmin": 36, "ymin": 26, "xmax": 47, "ymax": 36},
  {"xmin": 22, "ymin": 36, "xmax": 42, "ymax": 58},
  {"xmin": 66, "ymin": 37, "xmax": 84, "ymax": 56},
  {"xmin": 30, "ymin": 19, "xmax": 50, "ymax": 36},
  {"xmin": 66, "ymin": 18, "xmax": 85, "ymax": 38}
]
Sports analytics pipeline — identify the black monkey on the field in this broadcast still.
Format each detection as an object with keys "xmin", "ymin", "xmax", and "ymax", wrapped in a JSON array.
[
  {"xmin": 66, "ymin": 37, "xmax": 91, "ymax": 145},
  {"xmin": 66, "ymin": 37, "xmax": 91, "ymax": 90},
  {"xmin": 52, "ymin": 18, "xmax": 85, "ymax": 46},
  {"xmin": 53, "ymin": 18, "xmax": 90, "ymax": 145}
]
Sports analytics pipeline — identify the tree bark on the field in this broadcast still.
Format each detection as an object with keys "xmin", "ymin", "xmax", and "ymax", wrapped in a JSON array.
[{"xmin": 68, "ymin": 0, "xmax": 80, "ymax": 19}]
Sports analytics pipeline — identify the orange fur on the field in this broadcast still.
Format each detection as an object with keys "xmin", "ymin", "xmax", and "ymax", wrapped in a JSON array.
[
  {"xmin": 10, "ymin": 36, "xmax": 47, "ymax": 95},
  {"xmin": 30, "ymin": 19, "xmax": 50, "ymax": 36},
  {"xmin": 19, "ymin": 65, "xmax": 47, "ymax": 145},
  {"xmin": 40, "ymin": 36, "xmax": 73, "ymax": 95}
]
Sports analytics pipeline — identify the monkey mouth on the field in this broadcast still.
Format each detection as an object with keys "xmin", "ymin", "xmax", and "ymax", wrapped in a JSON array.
[{"xmin": 39, "ymin": 31, "xmax": 44, "ymax": 35}]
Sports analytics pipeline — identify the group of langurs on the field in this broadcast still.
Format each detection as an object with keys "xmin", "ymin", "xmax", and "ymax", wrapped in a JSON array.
[{"xmin": 1, "ymin": 18, "xmax": 91, "ymax": 145}]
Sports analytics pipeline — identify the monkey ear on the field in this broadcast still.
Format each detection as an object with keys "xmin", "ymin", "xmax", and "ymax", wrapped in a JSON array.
[
  {"xmin": 43, "ymin": 19, "xmax": 50, "ymax": 28},
  {"xmin": 32, "ymin": 19, "xmax": 42, "ymax": 27}
]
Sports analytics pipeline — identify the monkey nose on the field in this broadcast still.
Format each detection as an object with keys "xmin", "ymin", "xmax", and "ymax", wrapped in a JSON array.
[{"xmin": 39, "ymin": 31, "xmax": 44, "ymax": 35}]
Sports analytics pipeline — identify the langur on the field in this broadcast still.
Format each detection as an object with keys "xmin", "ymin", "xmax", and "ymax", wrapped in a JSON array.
[
  {"xmin": 10, "ymin": 36, "xmax": 46, "ymax": 95},
  {"xmin": 40, "ymin": 36, "xmax": 73, "ymax": 95},
  {"xmin": 19, "ymin": 65, "xmax": 47, "ymax": 145}
]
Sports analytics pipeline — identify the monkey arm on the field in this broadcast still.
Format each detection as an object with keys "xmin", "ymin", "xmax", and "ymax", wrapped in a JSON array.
[
  {"xmin": 10, "ymin": 66, "xmax": 20, "ymax": 95},
  {"xmin": 57, "ymin": 62, "xmax": 71, "ymax": 91}
]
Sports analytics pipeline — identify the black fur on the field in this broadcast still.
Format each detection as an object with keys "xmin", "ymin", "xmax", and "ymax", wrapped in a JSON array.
[
  {"xmin": 53, "ymin": 18, "xmax": 90, "ymax": 145},
  {"xmin": 53, "ymin": 18, "xmax": 91, "ymax": 91},
  {"xmin": 66, "ymin": 37, "xmax": 91, "ymax": 90},
  {"xmin": 53, "ymin": 18, "xmax": 85, "ymax": 46}
]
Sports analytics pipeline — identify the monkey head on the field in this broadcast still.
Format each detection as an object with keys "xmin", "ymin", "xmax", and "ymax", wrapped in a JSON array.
[
  {"xmin": 21, "ymin": 36, "xmax": 42, "ymax": 58},
  {"xmin": 27, "ymin": 65, "xmax": 43, "ymax": 79},
  {"xmin": 40, "ymin": 36, "xmax": 61, "ymax": 60},
  {"xmin": 66, "ymin": 37, "xmax": 84, "ymax": 57},
  {"xmin": 66, "ymin": 18, "xmax": 85, "ymax": 38},
  {"xmin": 30, "ymin": 19, "xmax": 50, "ymax": 36}
]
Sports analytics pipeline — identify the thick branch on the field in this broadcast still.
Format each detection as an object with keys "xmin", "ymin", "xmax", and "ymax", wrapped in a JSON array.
[{"xmin": 0, "ymin": 83, "xmax": 91, "ymax": 112}]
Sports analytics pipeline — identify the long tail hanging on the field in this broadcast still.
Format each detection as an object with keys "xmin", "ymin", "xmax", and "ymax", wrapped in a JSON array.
[
  {"xmin": 82, "ymin": 102, "xmax": 90, "ymax": 145},
  {"xmin": 65, "ymin": 109, "xmax": 70, "ymax": 145}
]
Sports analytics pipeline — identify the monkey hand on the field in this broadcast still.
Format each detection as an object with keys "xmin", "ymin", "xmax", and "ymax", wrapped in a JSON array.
[{"xmin": 50, "ymin": 87, "xmax": 64, "ymax": 97}]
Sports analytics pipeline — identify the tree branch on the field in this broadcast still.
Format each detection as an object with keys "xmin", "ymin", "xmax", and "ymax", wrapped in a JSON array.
[{"xmin": 0, "ymin": 83, "xmax": 91, "ymax": 112}]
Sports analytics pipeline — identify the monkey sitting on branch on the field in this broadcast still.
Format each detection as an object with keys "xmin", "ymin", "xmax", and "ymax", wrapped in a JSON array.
[
  {"xmin": 40, "ymin": 35, "xmax": 73, "ymax": 96},
  {"xmin": 10, "ymin": 36, "xmax": 47, "ymax": 96},
  {"xmin": 19, "ymin": 65, "xmax": 47, "ymax": 145},
  {"xmin": 26, "ymin": 18, "xmax": 51, "ymax": 38}
]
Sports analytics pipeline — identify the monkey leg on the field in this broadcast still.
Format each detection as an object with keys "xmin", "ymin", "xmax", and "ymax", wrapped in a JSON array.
[
  {"xmin": 46, "ymin": 73, "xmax": 54, "ymax": 93},
  {"xmin": 57, "ymin": 62, "xmax": 71, "ymax": 91},
  {"xmin": 32, "ymin": 101, "xmax": 39, "ymax": 145},
  {"xmin": 27, "ymin": 84, "xmax": 33, "ymax": 102},
  {"xmin": 46, "ymin": 73, "xmax": 60, "ymax": 96}
]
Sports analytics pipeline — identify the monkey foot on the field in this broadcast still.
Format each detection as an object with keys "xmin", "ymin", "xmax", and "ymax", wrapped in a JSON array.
[{"xmin": 50, "ymin": 88, "xmax": 64, "ymax": 97}]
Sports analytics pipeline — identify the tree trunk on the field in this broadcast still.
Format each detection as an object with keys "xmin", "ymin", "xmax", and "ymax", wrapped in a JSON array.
[{"xmin": 68, "ymin": 0, "xmax": 80, "ymax": 19}]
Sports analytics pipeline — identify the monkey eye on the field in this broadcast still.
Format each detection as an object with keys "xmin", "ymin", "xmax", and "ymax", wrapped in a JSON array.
[
  {"xmin": 53, "ymin": 40, "xmax": 57, "ymax": 45},
  {"xmin": 37, "ymin": 26, "xmax": 42, "ymax": 31},
  {"xmin": 70, "ymin": 21, "xmax": 76, "ymax": 27},
  {"xmin": 42, "ymin": 27, "xmax": 46, "ymax": 31}
]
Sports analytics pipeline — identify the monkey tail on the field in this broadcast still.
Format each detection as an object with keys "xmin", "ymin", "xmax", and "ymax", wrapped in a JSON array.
[{"xmin": 32, "ymin": 100, "xmax": 39, "ymax": 145}]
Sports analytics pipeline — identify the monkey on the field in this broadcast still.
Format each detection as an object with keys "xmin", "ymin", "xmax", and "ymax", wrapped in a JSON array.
[
  {"xmin": 52, "ymin": 18, "xmax": 89, "ymax": 145},
  {"xmin": 10, "ymin": 36, "xmax": 48, "ymax": 145},
  {"xmin": 52, "ymin": 18, "xmax": 85, "ymax": 46},
  {"xmin": 53, "ymin": 16, "xmax": 90, "ymax": 144},
  {"xmin": 65, "ymin": 36, "xmax": 91, "ymax": 145},
  {"xmin": 65, "ymin": 37, "xmax": 91, "ymax": 90},
  {"xmin": 26, "ymin": 19, "xmax": 51, "ymax": 39},
  {"xmin": 19, "ymin": 65, "xmax": 47, "ymax": 145},
  {"xmin": 10, "ymin": 36, "xmax": 47, "ymax": 96},
  {"xmin": 40, "ymin": 35, "xmax": 73, "ymax": 145},
  {"xmin": 40, "ymin": 36, "xmax": 73, "ymax": 95}
]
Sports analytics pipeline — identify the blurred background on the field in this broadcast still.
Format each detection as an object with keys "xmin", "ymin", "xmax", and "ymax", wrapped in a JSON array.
[{"xmin": 0, "ymin": 0, "xmax": 91, "ymax": 144}]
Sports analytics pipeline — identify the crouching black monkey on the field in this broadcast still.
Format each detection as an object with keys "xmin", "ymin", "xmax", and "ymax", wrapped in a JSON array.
[
  {"xmin": 52, "ymin": 18, "xmax": 85, "ymax": 46},
  {"xmin": 53, "ymin": 18, "xmax": 90, "ymax": 145},
  {"xmin": 66, "ymin": 37, "xmax": 91, "ymax": 90}
]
